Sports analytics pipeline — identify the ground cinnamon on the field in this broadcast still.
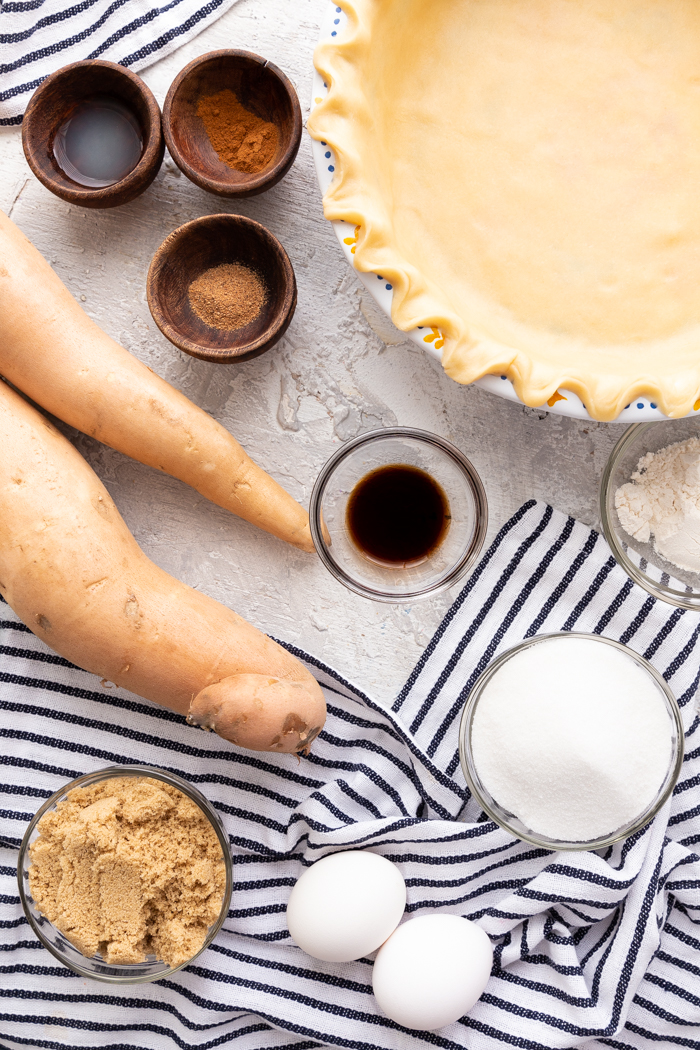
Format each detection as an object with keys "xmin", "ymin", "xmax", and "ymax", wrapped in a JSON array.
[
  {"xmin": 197, "ymin": 89, "xmax": 279, "ymax": 174},
  {"xmin": 188, "ymin": 262, "xmax": 268, "ymax": 331}
]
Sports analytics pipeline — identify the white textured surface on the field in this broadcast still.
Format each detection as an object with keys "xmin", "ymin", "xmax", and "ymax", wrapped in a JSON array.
[{"xmin": 0, "ymin": 0, "xmax": 627, "ymax": 704}]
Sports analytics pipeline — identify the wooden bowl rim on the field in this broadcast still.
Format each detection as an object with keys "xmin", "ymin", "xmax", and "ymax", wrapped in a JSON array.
[
  {"xmin": 146, "ymin": 213, "xmax": 297, "ymax": 363},
  {"xmin": 21, "ymin": 59, "xmax": 163, "ymax": 205},
  {"xmin": 162, "ymin": 48, "xmax": 303, "ymax": 197}
]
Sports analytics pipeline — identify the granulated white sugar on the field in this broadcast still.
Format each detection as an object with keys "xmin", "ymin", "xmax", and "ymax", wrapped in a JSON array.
[{"xmin": 471, "ymin": 637, "xmax": 674, "ymax": 842}]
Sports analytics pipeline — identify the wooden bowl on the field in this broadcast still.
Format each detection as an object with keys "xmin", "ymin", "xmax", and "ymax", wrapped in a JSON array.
[
  {"xmin": 22, "ymin": 61, "xmax": 164, "ymax": 209},
  {"xmin": 147, "ymin": 214, "xmax": 297, "ymax": 362},
  {"xmin": 163, "ymin": 50, "xmax": 302, "ymax": 197}
]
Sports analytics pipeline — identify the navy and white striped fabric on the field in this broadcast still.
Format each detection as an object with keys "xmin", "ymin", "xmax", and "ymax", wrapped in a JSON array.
[
  {"xmin": 0, "ymin": 0, "xmax": 241, "ymax": 126},
  {"xmin": 1, "ymin": 499, "xmax": 700, "ymax": 1049}
]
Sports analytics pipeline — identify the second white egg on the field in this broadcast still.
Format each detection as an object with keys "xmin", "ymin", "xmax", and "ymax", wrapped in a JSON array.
[
  {"xmin": 372, "ymin": 914, "xmax": 493, "ymax": 1030},
  {"xmin": 286, "ymin": 850, "xmax": 406, "ymax": 962}
]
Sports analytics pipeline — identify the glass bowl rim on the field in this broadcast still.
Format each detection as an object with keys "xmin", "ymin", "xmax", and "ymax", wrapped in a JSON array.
[
  {"xmin": 599, "ymin": 421, "xmax": 700, "ymax": 610},
  {"xmin": 458, "ymin": 632, "xmax": 685, "ymax": 851},
  {"xmin": 17, "ymin": 764, "xmax": 233, "ymax": 983},
  {"xmin": 309, "ymin": 426, "xmax": 488, "ymax": 603}
]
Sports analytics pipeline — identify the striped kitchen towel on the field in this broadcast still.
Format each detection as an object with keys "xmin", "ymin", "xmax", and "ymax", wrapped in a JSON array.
[
  {"xmin": 0, "ymin": 0, "xmax": 241, "ymax": 126},
  {"xmin": 1, "ymin": 498, "xmax": 699, "ymax": 1050}
]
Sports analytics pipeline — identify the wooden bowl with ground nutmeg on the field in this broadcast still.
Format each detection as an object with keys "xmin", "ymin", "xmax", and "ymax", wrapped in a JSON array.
[
  {"xmin": 146, "ymin": 213, "xmax": 297, "ymax": 363},
  {"xmin": 18, "ymin": 766, "xmax": 232, "ymax": 983},
  {"xmin": 163, "ymin": 50, "xmax": 302, "ymax": 197}
]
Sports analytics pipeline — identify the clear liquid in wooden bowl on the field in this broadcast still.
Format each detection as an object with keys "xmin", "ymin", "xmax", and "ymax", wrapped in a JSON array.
[{"xmin": 53, "ymin": 95, "xmax": 143, "ymax": 188}]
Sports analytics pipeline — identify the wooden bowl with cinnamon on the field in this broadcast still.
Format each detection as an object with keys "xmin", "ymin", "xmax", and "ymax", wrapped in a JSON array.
[
  {"xmin": 146, "ymin": 214, "xmax": 297, "ymax": 363},
  {"xmin": 163, "ymin": 50, "xmax": 302, "ymax": 197}
]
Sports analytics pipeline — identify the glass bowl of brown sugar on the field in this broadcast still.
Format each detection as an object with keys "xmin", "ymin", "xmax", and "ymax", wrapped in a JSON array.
[
  {"xmin": 309, "ymin": 427, "xmax": 488, "ymax": 602},
  {"xmin": 18, "ymin": 766, "xmax": 232, "ymax": 984},
  {"xmin": 147, "ymin": 213, "xmax": 297, "ymax": 362}
]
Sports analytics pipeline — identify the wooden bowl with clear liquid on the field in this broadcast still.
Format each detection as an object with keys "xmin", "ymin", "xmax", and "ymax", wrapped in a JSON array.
[{"xmin": 22, "ymin": 60, "xmax": 164, "ymax": 209}]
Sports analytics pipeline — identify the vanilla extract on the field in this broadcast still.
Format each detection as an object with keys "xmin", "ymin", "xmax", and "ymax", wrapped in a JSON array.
[{"xmin": 346, "ymin": 464, "xmax": 451, "ymax": 567}]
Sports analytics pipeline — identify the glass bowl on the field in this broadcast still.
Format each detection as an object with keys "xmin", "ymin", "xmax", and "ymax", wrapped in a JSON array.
[
  {"xmin": 600, "ymin": 419, "xmax": 700, "ymax": 610},
  {"xmin": 458, "ymin": 633, "xmax": 684, "ymax": 851},
  {"xmin": 17, "ymin": 766, "xmax": 232, "ymax": 983},
  {"xmin": 309, "ymin": 428, "xmax": 488, "ymax": 602}
]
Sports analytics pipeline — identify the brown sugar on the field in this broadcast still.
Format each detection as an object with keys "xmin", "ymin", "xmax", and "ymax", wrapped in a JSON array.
[
  {"xmin": 197, "ymin": 88, "xmax": 279, "ymax": 174},
  {"xmin": 28, "ymin": 777, "xmax": 226, "ymax": 968},
  {"xmin": 188, "ymin": 262, "xmax": 268, "ymax": 331}
]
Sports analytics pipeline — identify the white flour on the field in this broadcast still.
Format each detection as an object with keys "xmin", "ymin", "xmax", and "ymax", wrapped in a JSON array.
[{"xmin": 615, "ymin": 435, "xmax": 700, "ymax": 573}]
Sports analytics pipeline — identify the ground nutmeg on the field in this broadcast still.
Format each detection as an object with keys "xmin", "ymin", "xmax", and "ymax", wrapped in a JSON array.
[
  {"xmin": 197, "ymin": 89, "xmax": 279, "ymax": 174},
  {"xmin": 188, "ymin": 263, "xmax": 268, "ymax": 331}
]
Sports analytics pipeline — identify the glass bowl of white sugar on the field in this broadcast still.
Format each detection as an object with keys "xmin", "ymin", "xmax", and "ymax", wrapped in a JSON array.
[
  {"xmin": 459, "ymin": 634, "xmax": 683, "ymax": 851},
  {"xmin": 601, "ymin": 419, "xmax": 700, "ymax": 610}
]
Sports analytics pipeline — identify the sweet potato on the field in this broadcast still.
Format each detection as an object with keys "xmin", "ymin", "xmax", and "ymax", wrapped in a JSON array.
[
  {"xmin": 0, "ymin": 378, "xmax": 325, "ymax": 753},
  {"xmin": 0, "ymin": 209, "xmax": 313, "ymax": 552}
]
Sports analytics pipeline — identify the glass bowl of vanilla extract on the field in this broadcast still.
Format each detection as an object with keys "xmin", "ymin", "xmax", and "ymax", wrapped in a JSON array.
[{"xmin": 309, "ymin": 428, "xmax": 488, "ymax": 602}]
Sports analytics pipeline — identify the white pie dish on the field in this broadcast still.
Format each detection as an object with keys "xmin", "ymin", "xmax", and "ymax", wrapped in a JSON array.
[{"xmin": 310, "ymin": 2, "xmax": 700, "ymax": 425}]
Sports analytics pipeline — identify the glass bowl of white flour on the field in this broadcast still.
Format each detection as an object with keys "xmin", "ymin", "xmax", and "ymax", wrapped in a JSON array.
[
  {"xmin": 459, "ymin": 634, "xmax": 683, "ymax": 851},
  {"xmin": 601, "ymin": 420, "xmax": 700, "ymax": 609}
]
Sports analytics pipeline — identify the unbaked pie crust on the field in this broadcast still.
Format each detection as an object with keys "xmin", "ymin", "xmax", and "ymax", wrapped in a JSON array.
[{"xmin": 309, "ymin": 0, "xmax": 700, "ymax": 421}]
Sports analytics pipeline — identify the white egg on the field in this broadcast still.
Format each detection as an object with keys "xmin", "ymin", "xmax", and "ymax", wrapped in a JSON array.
[
  {"xmin": 372, "ymin": 914, "xmax": 493, "ymax": 1030},
  {"xmin": 286, "ymin": 850, "xmax": 406, "ymax": 962}
]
